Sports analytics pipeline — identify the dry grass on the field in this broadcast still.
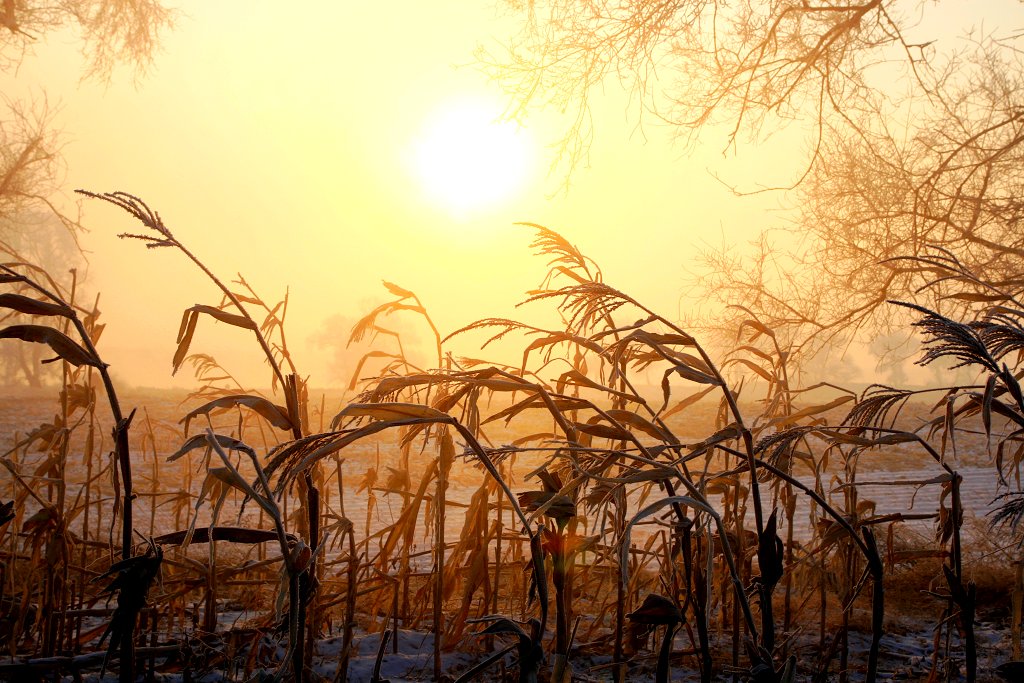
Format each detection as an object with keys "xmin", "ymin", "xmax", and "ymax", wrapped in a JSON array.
[{"xmin": 0, "ymin": 201, "xmax": 1020, "ymax": 682}]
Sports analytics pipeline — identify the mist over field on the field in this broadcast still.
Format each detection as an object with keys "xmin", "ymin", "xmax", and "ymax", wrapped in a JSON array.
[{"xmin": 2, "ymin": 2, "xmax": 1024, "ymax": 682}]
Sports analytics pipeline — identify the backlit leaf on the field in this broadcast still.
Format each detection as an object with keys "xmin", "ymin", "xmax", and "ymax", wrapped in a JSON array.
[
  {"xmin": 208, "ymin": 467, "xmax": 274, "ymax": 516},
  {"xmin": 662, "ymin": 385, "xmax": 717, "ymax": 419},
  {"xmin": 739, "ymin": 319, "xmax": 775, "ymax": 341},
  {"xmin": 181, "ymin": 394, "xmax": 293, "ymax": 432},
  {"xmin": 555, "ymin": 369, "xmax": 639, "ymax": 402},
  {"xmin": 605, "ymin": 409, "xmax": 670, "ymax": 441},
  {"xmin": 186, "ymin": 304, "xmax": 257, "ymax": 331},
  {"xmin": 767, "ymin": 395, "xmax": 854, "ymax": 429},
  {"xmin": 173, "ymin": 311, "xmax": 198, "ymax": 374},
  {"xmin": 669, "ymin": 363, "xmax": 720, "ymax": 386},
  {"xmin": 0, "ymin": 294, "xmax": 72, "ymax": 317},
  {"xmin": 0, "ymin": 325, "xmax": 100, "ymax": 367},
  {"xmin": 382, "ymin": 281, "xmax": 415, "ymax": 298},
  {"xmin": 168, "ymin": 433, "xmax": 255, "ymax": 462},
  {"xmin": 727, "ymin": 357, "xmax": 774, "ymax": 383},
  {"xmin": 942, "ymin": 291, "xmax": 1007, "ymax": 302},
  {"xmin": 335, "ymin": 402, "xmax": 449, "ymax": 422},
  {"xmin": 573, "ymin": 420, "xmax": 632, "ymax": 441}
]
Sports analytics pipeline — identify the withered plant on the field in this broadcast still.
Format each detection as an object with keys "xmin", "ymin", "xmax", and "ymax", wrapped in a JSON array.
[
  {"xmin": 78, "ymin": 190, "xmax": 322, "ymax": 680},
  {"xmin": 0, "ymin": 262, "xmax": 142, "ymax": 682},
  {"xmin": 1, "ymin": 198, "xmax": 1018, "ymax": 683}
]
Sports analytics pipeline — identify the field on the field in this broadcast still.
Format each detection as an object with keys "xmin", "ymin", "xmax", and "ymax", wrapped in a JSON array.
[{"xmin": 0, "ymin": 214, "xmax": 1022, "ymax": 683}]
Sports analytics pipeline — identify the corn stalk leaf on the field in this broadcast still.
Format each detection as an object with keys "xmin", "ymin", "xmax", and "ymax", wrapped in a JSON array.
[
  {"xmin": 766, "ymin": 395, "xmax": 854, "ymax": 429},
  {"xmin": 555, "ymin": 369, "xmax": 640, "ymax": 403},
  {"xmin": 573, "ymin": 420, "xmax": 632, "ymax": 441},
  {"xmin": 155, "ymin": 526, "xmax": 297, "ymax": 546},
  {"xmin": 0, "ymin": 325, "xmax": 100, "ymax": 367},
  {"xmin": 168, "ymin": 433, "xmax": 255, "ymax": 462},
  {"xmin": 662, "ymin": 385, "xmax": 716, "ymax": 419},
  {"xmin": 669, "ymin": 363, "xmax": 721, "ymax": 385},
  {"xmin": 181, "ymin": 394, "xmax": 293, "ymax": 433},
  {"xmin": 335, "ymin": 402, "xmax": 449, "ymax": 422},
  {"xmin": 726, "ymin": 357, "xmax": 774, "ymax": 383},
  {"xmin": 817, "ymin": 429, "xmax": 919, "ymax": 447},
  {"xmin": 605, "ymin": 409, "xmax": 670, "ymax": 441},
  {"xmin": 187, "ymin": 304, "xmax": 257, "ymax": 331},
  {"xmin": 739, "ymin": 318, "xmax": 776, "ymax": 341},
  {"xmin": 0, "ymin": 294, "xmax": 72, "ymax": 317},
  {"xmin": 173, "ymin": 305, "xmax": 257, "ymax": 374},
  {"xmin": 207, "ymin": 467, "xmax": 275, "ymax": 517},
  {"xmin": 621, "ymin": 495, "xmax": 713, "ymax": 590},
  {"xmin": 834, "ymin": 472, "xmax": 953, "ymax": 489},
  {"xmin": 382, "ymin": 281, "xmax": 415, "ymax": 298},
  {"xmin": 942, "ymin": 291, "xmax": 1008, "ymax": 302}
]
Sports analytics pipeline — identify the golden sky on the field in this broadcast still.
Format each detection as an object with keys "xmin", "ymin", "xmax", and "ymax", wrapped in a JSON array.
[{"xmin": 3, "ymin": 1, "xmax": 996, "ymax": 390}]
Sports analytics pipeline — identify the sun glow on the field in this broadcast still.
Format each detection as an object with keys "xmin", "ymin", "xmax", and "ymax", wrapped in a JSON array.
[{"xmin": 411, "ymin": 98, "xmax": 533, "ymax": 217}]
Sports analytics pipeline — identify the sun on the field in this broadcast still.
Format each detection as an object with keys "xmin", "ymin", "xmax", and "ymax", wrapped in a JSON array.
[{"xmin": 410, "ymin": 98, "xmax": 533, "ymax": 217}]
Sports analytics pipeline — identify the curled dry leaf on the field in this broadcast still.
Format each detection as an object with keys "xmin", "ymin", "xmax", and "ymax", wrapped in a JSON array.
[
  {"xmin": 475, "ymin": 617, "xmax": 529, "ymax": 639},
  {"xmin": 555, "ymin": 369, "xmax": 640, "ymax": 403},
  {"xmin": 605, "ymin": 409, "xmax": 670, "ymax": 441},
  {"xmin": 382, "ymin": 280, "xmax": 415, "ymax": 298},
  {"xmin": 0, "ymin": 293, "xmax": 72, "ymax": 317},
  {"xmin": 0, "ymin": 324, "xmax": 100, "ymax": 367},
  {"xmin": 669, "ymin": 363, "xmax": 721, "ymax": 386},
  {"xmin": 207, "ymin": 467, "xmax": 275, "ymax": 517},
  {"xmin": 180, "ymin": 394, "xmax": 293, "ymax": 433},
  {"xmin": 334, "ymin": 402, "xmax": 450, "ymax": 423},
  {"xmin": 518, "ymin": 490, "xmax": 577, "ymax": 523},
  {"xmin": 662, "ymin": 384, "xmax": 717, "ymax": 419},
  {"xmin": 627, "ymin": 593, "xmax": 683, "ymax": 625},
  {"xmin": 573, "ymin": 420, "xmax": 632, "ymax": 442},
  {"xmin": 154, "ymin": 526, "xmax": 298, "ymax": 546},
  {"xmin": 185, "ymin": 304, "xmax": 257, "ymax": 331},
  {"xmin": 765, "ymin": 395, "xmax": 854, "ymax": 429},
  {"xmin": 739, "ymin": 318, "xmax": 776, "ymax": 341},
  {"xmin": 60, "ymin": 383, "xmax": 95, "ymax": 414},
  {"xmin": 167, "ymin": 433, "xmax": 255, "ymax": 462},
  {"xmin": 173, "ymin": 304, "xmax": 257, "ymax": 374},
  {"xmin": 726, "ymin": 357, "xmax": 775, "ymax": 383}
]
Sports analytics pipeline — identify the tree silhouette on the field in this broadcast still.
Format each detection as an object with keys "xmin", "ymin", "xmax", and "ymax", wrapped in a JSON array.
[
  {"xmin": 1, "ymin": 0, "xmax": 173, "ymax": 78},
  {"xmin": 490, "ymin": 1, "xmax": 1024, "ymax": 360},
  {"xmin": 0, "ymin": 1, "xmax": 173, "ymax": 386},
  {"xmin": 2, "ymin": 0, "xmax": 174, "ymax": 233}
]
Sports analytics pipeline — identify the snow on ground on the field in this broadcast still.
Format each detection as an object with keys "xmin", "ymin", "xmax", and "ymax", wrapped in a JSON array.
[{"xmin": 48, "ymin": 619, "xmax": 1018, "ymax": 682}]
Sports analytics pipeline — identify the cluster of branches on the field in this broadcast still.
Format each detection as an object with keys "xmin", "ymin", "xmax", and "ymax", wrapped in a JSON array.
[
  {"xmin": 488, "ymin": 0, "xmax": 1024, "ymax": 363},
  {"xmin": 1, "ymin": 0, "xmax": 172, "ymax": 77},
  {"xmin": 0, "ymin": 0, "xmax": 173, "ymax": 385}
]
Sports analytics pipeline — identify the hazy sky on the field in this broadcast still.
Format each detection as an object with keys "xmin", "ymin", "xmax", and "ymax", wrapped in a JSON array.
[{"xmin": 1, "ymin": 1, "xmax": 1003, "ymax": 390}]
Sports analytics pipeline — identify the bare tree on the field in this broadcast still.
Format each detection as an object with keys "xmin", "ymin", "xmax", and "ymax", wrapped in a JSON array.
[
  {"xmin": 0, "ymin": 2, "xmax": 173, "ymax": 385},
  {"xmin": 0, "ymin": 207, "xmax": 81, "ymax": 386},
  {"xmin": 488, "ymin": 1, "xmax": 1024, "ymax": 358},
  {"xmin": 1, "ymin": 0, "xmax": 174, "ymax": 227},
  {"xmin": 1, "ymin": 0, "xmax": 173, "ymax": 78},
  {"xmin": 0, "ymin": 100, "xmax": 72, "ymax": 227}
]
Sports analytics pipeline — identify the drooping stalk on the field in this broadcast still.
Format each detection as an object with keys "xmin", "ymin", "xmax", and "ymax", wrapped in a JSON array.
[
  {"xmin": 0, "ymin": 267, "xmax": 138, "ymax": 682},
  {"xmin": 613, "ymin": 499, "xmax": 627, "ymax": 683},
  {"xmin": 78, "ymin": 191, "xmax": 321, "ymax": 680},
  {"xmin": 205, "ymin": 431, "xmax": 301, "ymax": 682},
  {"xmin": 680, "ymin": 519, "xmax": 712, "ymax": 683},
  {"xmin": 656, "ymin": 622, "xmax": 678, "ymax": 683},
  {"xmin": 550, "ymin": 525, "xmax": 575, "ymax": 683},
  {"xmin": 434, "ymin": 431, "xmax": 454, "ymax": 680},
  {"xmin": 334, "ymin": 518, "xmax": 358, "ymax": 683}
]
